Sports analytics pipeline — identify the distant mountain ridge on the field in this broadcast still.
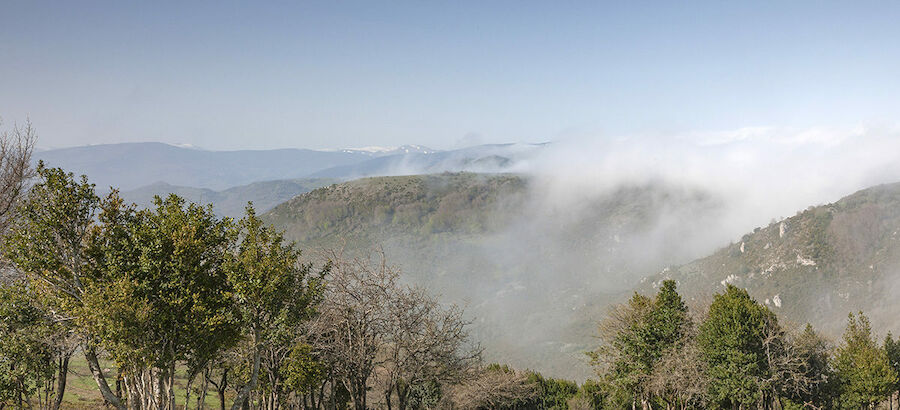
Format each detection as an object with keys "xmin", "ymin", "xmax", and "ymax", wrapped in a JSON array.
[
  {"xmin": 335, "ymin": 144, "xmax": 438, "ymax": 156},
  {"xmin": 120, "ymin": 177, "xmax": 338, "ymax": 218},
  {"xmin": 35, "ymin": 142, "xmax": 540, "ymax": 191},
  {"xmin": 311, "ymin": 143, "xmax": 545, "ymax": 178},
  {"xmin": 35, "ymin": 142, "xmax": 368, "ymax": 191}
]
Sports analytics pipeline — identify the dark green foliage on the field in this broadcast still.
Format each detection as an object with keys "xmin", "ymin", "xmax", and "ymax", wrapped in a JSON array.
[
  {"xmin": 225, "ymin": 204, "xmax": 326, "ymax": 408},
  {"xmin": 697, "ymin": 285, "xmax": 776, "ymax": 407},
  {"xmin": 832, "ymin": 312, "xmax": 897, "ymax": 409},
  {"xmin": 884, "ymin": 332, "xmax": 900, "ymax": 402},
  {"xmin": 264, "ymin": 173, "xmax": 527, "ymax": 244},
  {"xmin": 790, "ymin": 324, "xmax": 835, "ymax": 407},
  {"xmin": 407, "ymin": 380, "xmax": 442, "ymax": 409},
  {"xmin": 569, "ymin": 379, "xmax": 607, "ymax": 409},
  {"xmin": 282, "ymin": 343, "xmax": 326, "ymax": 395},
  {"xmin": 3, "ymin": 163, "xmax": 99, "ymax": 312},
  {"xmin": 591, "ymin": 280, "xmax": 689, "ymax": 406},
  {"xmin": 590, "ymin": 282, "xmax": 899, "ymax": 408}
]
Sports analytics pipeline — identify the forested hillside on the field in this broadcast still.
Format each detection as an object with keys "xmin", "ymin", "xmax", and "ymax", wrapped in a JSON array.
[
  {"xmin": 263, "ymin": 173, "xmax": 726, "ymax": 380},
  {"xmin": 642, "ymin": 182, "xmax": 900, "ymax": 338}
]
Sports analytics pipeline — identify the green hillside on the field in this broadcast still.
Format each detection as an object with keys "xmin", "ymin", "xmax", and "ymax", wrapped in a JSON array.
[
  {"xmin": 263, "ymin": 172, "xmax": 724, "ymax": 380},
  {"xmin": 265, "ymin": 172, "xmax": 526, "ymax": 243},
  {"xmin": 641, "ymin": 182, "xmax": 900, "ymax": 338}
]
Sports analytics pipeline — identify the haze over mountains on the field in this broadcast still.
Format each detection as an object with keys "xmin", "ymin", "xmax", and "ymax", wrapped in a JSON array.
[
  {"xmin": 263, "ymin": 173, "xmax": 726, "ymax": 379},
  {"xmin": 120, "ymin": 178, "xmax": 338, "ymax": 218},
  {"xmin": 32, "ymin": 128, "xmax": 900, "ymax": 380},
  {"xmin": 36, "ymin": 142, "xmax": 369, "ymax": 191},
  {"xmin": 34, "ymin": 141, "xmax": 538, "ymax": 190}
]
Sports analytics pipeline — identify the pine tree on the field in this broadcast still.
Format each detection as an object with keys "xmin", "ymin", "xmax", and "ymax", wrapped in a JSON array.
[
  {"xmin": 591, "ymin": 280, "xmax": 689, "ymax": 409},
  {"xmin": 833, "ymin": 312, "xmax": 897, "ymax": 409},
  {"xmin": 884, "ymin": 333, "xmax": 900, "ymax": 409},
  {"xmin": 697, "ymin": 285, "xmax": 775, "ymax": 408}
]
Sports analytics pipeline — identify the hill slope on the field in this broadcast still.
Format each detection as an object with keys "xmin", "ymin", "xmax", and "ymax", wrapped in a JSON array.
[
  {"xmin": 263, "ymin": 173, "xmax": 725, "ymax": 380},
  {"xmin": 642, "ymin": 182, "xmax": 900, "ymax": 338}
]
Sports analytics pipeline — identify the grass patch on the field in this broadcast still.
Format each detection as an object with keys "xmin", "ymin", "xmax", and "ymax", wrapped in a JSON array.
[{"xmin": 59, "ymin": 353, "xmax": 231, "ymax": 409}]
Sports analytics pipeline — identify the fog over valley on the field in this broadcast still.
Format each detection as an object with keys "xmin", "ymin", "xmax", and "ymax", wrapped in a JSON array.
[{"xmin": 32, "ymin": 125, "xmax": 900, "ymax": 380}]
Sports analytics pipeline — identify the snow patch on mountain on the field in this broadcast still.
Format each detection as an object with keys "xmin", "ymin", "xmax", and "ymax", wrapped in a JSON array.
[{"xmin": 335, "ymin": 145, "xmax": 439, "ymax": 156}]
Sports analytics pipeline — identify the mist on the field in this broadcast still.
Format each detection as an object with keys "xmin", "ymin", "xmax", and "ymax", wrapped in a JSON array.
[
  {"xmin": 366, "ymin": 125, "xmax": 900, "ymax": 380},
  {"xmin": 527, "ymin": 125, "xmax": 900, "ymax": 240}
]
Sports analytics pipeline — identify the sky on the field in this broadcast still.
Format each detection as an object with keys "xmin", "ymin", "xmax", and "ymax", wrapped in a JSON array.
[{"xmin": 1, "ymin": 1, "xmax": 899, "ymax": 151}]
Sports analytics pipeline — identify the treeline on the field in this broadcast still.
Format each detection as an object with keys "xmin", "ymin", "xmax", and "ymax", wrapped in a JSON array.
[
  {"xmin": 446, "ymin": 282, "xmax": 900, "ymax": 410},
  {"xmin": 0, "ymin": 162, "xmax": 491, "ymax": 409},
  {"xmin": 573, "ymin": 281, "xmax": 900, "ymax": 410}
]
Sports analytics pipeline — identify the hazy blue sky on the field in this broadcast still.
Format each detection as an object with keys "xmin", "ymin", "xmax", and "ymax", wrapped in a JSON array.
[{"xmin": 2, "ymin": 1, "xmax": 899, "ymax": 150}]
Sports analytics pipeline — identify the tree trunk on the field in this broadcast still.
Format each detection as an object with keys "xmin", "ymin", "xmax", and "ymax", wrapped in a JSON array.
[
  {"xmin": 50, "ymin": 353, "xmax": 70, "ymax": 410},
  {"xmin": 316, "ymin": 379, "xmax": 326, "ymax": 410},
  {"xmin": 358, "ymin": 379, "xmax": 367, "ymax": 410},
  {"xmin": 185, "ymin": 373, "xmax": 195, "ymax": 410},
  {"xmin": 397, "ymin": 383, "xmax": 408, "ymax": 410},
  {"xmin": 217, "ymin": 371, "xmax": 228, "ymax": 410},
  {"xmin": 208, "ymin": 368, "xmax": 228, "ymax": 410},
  {"xmin": 84, "ymin": 344, "xmax": 126, "ymax": 409},
  {"xmin": 169, "ymin": 359, "xmax": 177, "ymax": 410},
  {"xmin": 232, "ymin": 331, "xmax": 262, "ymax": 410},
  {"xmin": 197, "ymin": 367, "xmax": 209, "ymax": 409},
  {"xmin": 157, "ymin": 369, "xmax": 167, "ymax": 410}
]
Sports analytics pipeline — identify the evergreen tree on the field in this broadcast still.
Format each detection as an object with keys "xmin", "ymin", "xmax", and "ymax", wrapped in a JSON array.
[
  {"xmin": 697, "ymin": 285, "xmax": 776, "ymax": 408},
  {"xmin": 833, "ymin": 312, "xmax": 897, "ymax": 409},
  {"xmin": 789, "ymin": 324, "xmax": 835, "ymax": 408},
  {"xmin": 591, "ymin": 280, "xmax": 689, "ymax": 408},
  {"xmin": 884, "ymin": 332, "xmax": 900, "ymax": 408}
]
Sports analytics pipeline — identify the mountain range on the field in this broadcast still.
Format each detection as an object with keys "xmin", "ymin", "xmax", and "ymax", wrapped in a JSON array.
[
  {"xmin": 35, "ymin": 142, "xmax": 367, "ymax": 191},
  {"xmin": 119, "ymin": 178, "xmax": 338, "ymax": 218},
  {"xmin": 35, "ymin": 142, "xmax": 539, "ymax": 192}
]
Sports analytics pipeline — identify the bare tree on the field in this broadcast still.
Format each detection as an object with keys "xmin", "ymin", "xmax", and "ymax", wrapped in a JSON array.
[
  {"xmin": 307, "ymin": 250, "xmax": 397, "ymax": 410},
  {"xmin": 447, "ymin": 365, "xmax": 538, "ymax": 409},
  {"xmin": 762, "ymin": 323, "xmax": 832, "ymax": 410},
  {"xmin": 648, "ymin": 323, "xmax": 709, "ymax": 410},
  {"xmin": 0, "ymin": 118, "xmax": 36, "ymax": 266},
  {"xmin": 306, "ymin": 249, "xmax": 479, "ymax": 410},
  {"xmin": 380, "ymin": 285, "xmax": 481, "ymax": 410}
]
